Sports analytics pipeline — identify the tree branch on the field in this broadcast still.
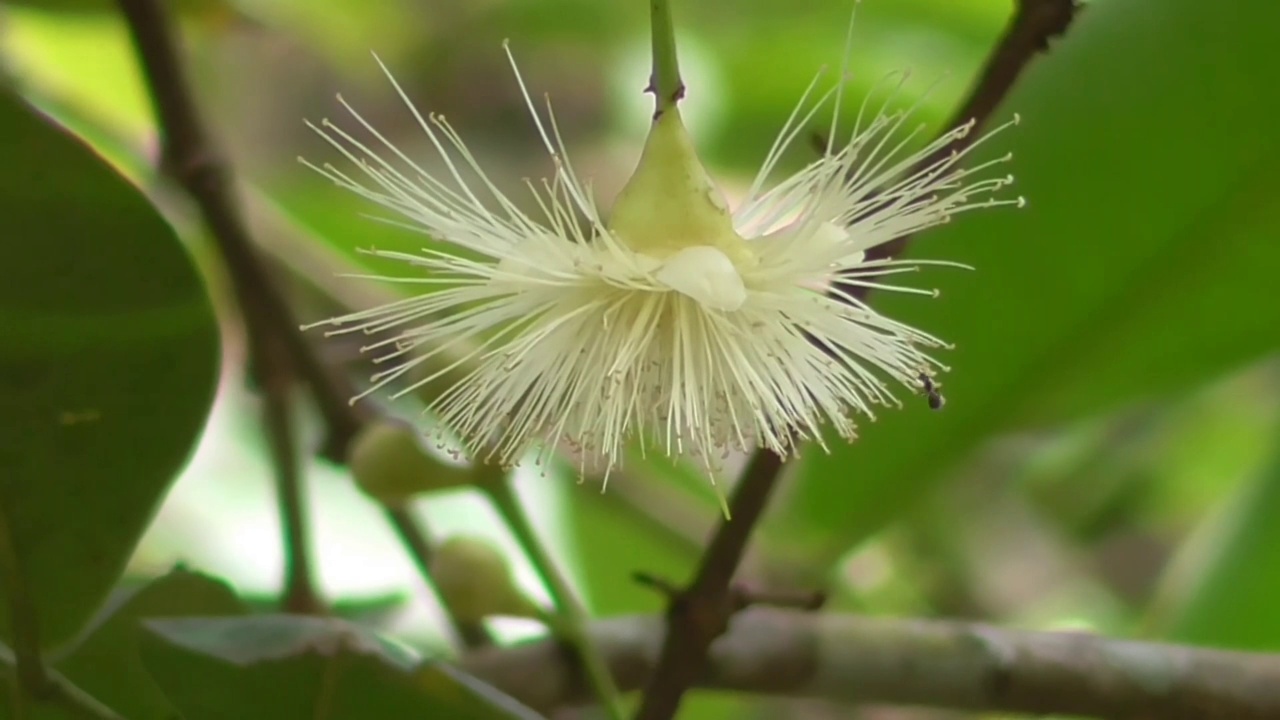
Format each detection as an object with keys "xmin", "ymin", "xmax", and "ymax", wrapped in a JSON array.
[
  {"xmin": 633, "ymin": 451, "xmax": 785, "ymax": 719},
  {"xmin": 865, "ymin": 0, "xmax": 1080, "ymax": 265},
  {"xmin": 382, "ymin": 506, "xmax": 492, "ymax": 648},
  {"xmin": 118, "ymin": 0, "xmax": 331, "ymax": 615},
  {"xmin": 260, "ymin": 349, "xmax": 321, "ymax": 614},
  {"xmin": 115, "ymin": 0, "xmax": 489, "ymax": 644},
  {"xmin": 115, "ymin": 0, "xmax": 366, "ymax": 461},
  {"xmin": 464, "ymin": 607, "xmax": 1280, "ymax": 720},
  {"xmin": 635, "ymin": 1, "xmax": 1082, "ymax": 716}
]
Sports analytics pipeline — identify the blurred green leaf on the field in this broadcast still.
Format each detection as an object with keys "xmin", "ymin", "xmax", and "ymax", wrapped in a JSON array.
[
  {"xmin": 0, "ymin": 92, "xmax": 220, "ymax": 645},
  {"xmin": 558, "ymin": 446, "xmax": 738, "ymax": 615},
  {"xmin": 3, "ymin": 0, "xmax": 230, "ymax": 16},
  {"xmin": 240, "ymin": 590, "xmax": 411, "ymax": 627},
  {"xmin": 560, "ymin": 485, "xmax": 693, "ymax": 615},
  {"xmin": 0, "ymin": 661, "xmax": 117, "ymax": 720},
  {"xmin": 1024, "ymin": 369, "xmax": 1279, "ymax": 542},
  {"xmin": 775, "ymin": 0, "xmax": 1280, "ymax": 571},
  {"xmin": 1147, "ymin": 440, "xmax": 1280, "ymax": 650},
  {"xmin": 49, "ymin": 568, "xmax": 247, "ymax": 720},
  {"xmin": 142, "ymin": 615, "xmax": 543, "ymax": 720}
]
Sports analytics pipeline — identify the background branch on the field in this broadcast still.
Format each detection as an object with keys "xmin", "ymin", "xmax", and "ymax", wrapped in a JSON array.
[
  {"xmin": 118, "ymin": 0, "xmax": 329, "ymax": 615},
  {"xmin": 260, "ymin": 336, "xmax": 320, "ymax": 614},
  {"xmin": 465, "ymin": 607, "xmax": 1280, "ymax": 720},
  {"xmin": 481, "ymin": 470, "xmax": 626, "ymax": 717},
  {"xmin": 116, "ymin": 0, "xmax": 365, "ymax": 461},
  {"xmin": 115, "ymin": 0, "xmax": 489, "ymax": 645},
  {"xmin": 637, "ymin": 1, "xmax": 1082, "ymax": 716},
  {"xmin": 382, "ymin": 506, "xmax": 491, "ymax": 648},
  {"xmin": 864, "ymin": 0, "xmax": 1080, "ymax": 265}
]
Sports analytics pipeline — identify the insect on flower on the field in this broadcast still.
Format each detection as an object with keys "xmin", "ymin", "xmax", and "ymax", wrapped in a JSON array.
[
  {"xmin": 918, "ymin": 372, "xmax": 946, "ymax": 411},
  {"xmin": 301, "ymin": 20, "xmax": 1022, "ymax": 485}
]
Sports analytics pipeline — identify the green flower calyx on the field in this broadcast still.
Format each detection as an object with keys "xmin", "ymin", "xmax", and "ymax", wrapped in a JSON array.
[{"xmin": 607, "ymin": 108, "xmax": 754, "ymax": 271}]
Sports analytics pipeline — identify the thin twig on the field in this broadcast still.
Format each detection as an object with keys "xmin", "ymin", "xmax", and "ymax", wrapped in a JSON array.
[
  {"xmin": 116, "ymin": 0, "xmax": 329, "ymax": 615},
  {"xmin": 634, "ymin": 2, "xmax": 1082, "ymax": 717},
  {"xmin": 114, "ymin": 0, "xmax": 490, "ymax": 644},
  {"xmin": 863, "ymin": 0, "xmax": 1080, "ymax": 266},
  {"xmin": 115, "ymin": 0, "xmax": 364, "ymax": 463},
  {"xmin": 260, "ymin": 338, "xmax": 321, "ymax": 614},
  {"xmin": 464, "ymin": 607, "xmax": 1280, "ymax": 720},
  {"xmin": 633, "ymin": 451, "xmax": 785, "ymax": 719}
]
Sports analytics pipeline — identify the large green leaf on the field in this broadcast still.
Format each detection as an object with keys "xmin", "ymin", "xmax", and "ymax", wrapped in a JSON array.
[
  {"xmin": 772, "ymin": 0, "xmax": 1280, "ymax": 570},
  {"xmin": 0, "ymin": 568, "xmax": 245, "ymax": 720},
  {"xmin": 1146, "ymin": 443, "xmax": 1280, "ymax": 650},
  {"xmin": 53, "ymin": 568, "xmax": 248, "ymax": 719},
  {"xmin": 142, "ymin": 615, "xmax": 544, "ymax": 720},
  {"xmin": 0, "ymin": 91, "xmax": 220, "ymax": 646}
]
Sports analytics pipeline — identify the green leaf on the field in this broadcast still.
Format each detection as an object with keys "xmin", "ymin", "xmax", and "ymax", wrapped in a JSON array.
[
  {"xmin": 52, "ymin": 568, "xmax": 247, "ymax": 719},
  {"xmin": 0, "ymin": 660, "xmax": 120, "ymax": 720},
  {"xmin": 560, "ymin": 484, "xmax": 695, "ymax": 615},
  {"xmin": 4, "ymin": 0, "xmax": 230, "ymax": 16},
  {"xmin": 240, "ymin": 590, "xmax": 411, "ymax": 627},
  {"xmin": 0, "ymin": 92, "xmax": 220, "ymax": 645},
  {"xmin": 0, "ymin": 567, "xmax": 240, "ymax": 718},
  {"xmin": 142, "ymin": 616, "xmax": 544, "ymax": 720},
  {"xmin": 773, "ymin": 0, "xmax": 1280, "ymax": 570},
  {"xmin": 1146, "ymin": 445, "xmax": 1280, "ymax": 650}
]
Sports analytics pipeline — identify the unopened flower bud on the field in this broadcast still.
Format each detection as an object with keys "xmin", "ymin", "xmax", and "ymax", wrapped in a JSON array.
[
  {"xmin": 429, "ymin": 536, "xmax": 541, "ymax": 624},
  {"xmin": 348, "ymin": 420, "xmax": 469, "ymax": 503}
]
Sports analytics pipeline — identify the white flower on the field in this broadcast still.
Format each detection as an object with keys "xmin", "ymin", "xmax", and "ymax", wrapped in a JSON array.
[{"xmin": 303, "ymin": 45, "xmax": 1020, "ymax": 480}]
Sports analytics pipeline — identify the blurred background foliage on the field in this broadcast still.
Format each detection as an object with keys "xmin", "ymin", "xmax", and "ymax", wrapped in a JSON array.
[{"xmin": 1, "ymin": 0, "xmax": 1278, "ymax": 718}]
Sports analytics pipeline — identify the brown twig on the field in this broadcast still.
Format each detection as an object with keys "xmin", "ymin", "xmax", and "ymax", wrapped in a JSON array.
[
  {"xmin": 864, "ymin": 0, "xmax": 1080, "ymax": 265},
  {"xmin": 633, "ymin": 451, "xmax": 786, "ymax": 719},
  {"xmin": 260, "ymin": 342, "xmax": 321, "ymax": 614},
  {"xmin": 118, "ymin": 0, "xmax": 334, "ymax": 616},
  {"xmin": 465, "ymin": 608, "xmax": 1280, "ymax": 720},
  {"xmin": 634, "ymin": 572, "xmax": 826, "ymax": 612},
  {"xmin": 115, "ymin": 0, "xmax": 490, "ymax": 643},
  {"xmin": 633, "ymin": 2, "xmax": 1082, "ymax": 717},
  {"xmin": 115, "ymin": 0, "xmax": 365, "ymax": 463}
]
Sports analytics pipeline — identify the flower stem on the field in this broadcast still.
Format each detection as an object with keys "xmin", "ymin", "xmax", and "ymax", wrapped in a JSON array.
[
  {"xmin": 649, "ymin": 0, "xmax": 684, "ymax": 116},
  {"xmin": 479, "ymin": 468, "xmax": 625, "ymax": 720}
]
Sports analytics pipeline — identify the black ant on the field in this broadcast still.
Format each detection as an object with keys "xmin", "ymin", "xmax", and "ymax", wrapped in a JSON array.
[{"xmin": 918, "ymin": 372, "xmax": 945, "ymax": 411}]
